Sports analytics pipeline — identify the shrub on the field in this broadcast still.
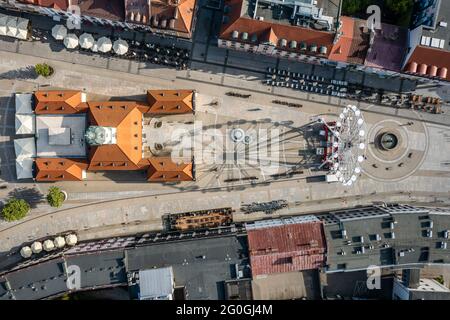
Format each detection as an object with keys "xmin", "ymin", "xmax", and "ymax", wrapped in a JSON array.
[
  {"xmin": 47, "ymin": 186, "xmax": 65, "ymax": 208},
  {"xmin": 34, "ymin": 63, "xmax": 53, "ymax": 78},
  {"xmin": 1, "ymin": 198, "xmax": 30, "ymax": 222}
]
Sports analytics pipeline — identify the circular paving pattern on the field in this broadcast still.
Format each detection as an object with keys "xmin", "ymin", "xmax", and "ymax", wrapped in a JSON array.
[{"xmin": 362, "ymin": 118, "xmax": 429, "ymax": 182}]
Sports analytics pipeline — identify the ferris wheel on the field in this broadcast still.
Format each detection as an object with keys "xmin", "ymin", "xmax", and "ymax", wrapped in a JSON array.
[{"xmin": 319, "ymin": 105, "xmax": 366, "ymax": 186}]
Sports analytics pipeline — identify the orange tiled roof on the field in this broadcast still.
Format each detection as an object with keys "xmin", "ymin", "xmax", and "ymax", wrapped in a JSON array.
[
  {"xmin": 124, "ymin": 0, "xmax": 196, "ymax": 36},
  {"xmin": 35, "ymin": 158, "xmax": 88, "ymax": 181},
  {"xmin": 329, "ymin": 17, "xmax": 369, "ymax": 65},
  {"xmin": 146, "ymin": 157, "xmax": 194, "ymax": 181},
  {"xmin": 146, "ymin": 90, "xmax": 194, "ymax": 114},
  {"xmin": 220, "ymin": 0, "xmax": 335, "ymax": 57},
  {"xmin": 88, "ymin": 103, "xmax": 143, "ymax": 169},
  {"xmin": 34, "ymin": 90, "xmax": 85, "ymax": 114},
  {"xmin": 404, "ymin": 46, "xmax": 450, "ymax": 81}
]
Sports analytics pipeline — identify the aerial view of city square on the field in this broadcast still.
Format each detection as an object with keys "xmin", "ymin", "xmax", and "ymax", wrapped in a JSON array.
[{"xmin": 0, "ymin": 0, "xmax": 450, "ymax": 311}]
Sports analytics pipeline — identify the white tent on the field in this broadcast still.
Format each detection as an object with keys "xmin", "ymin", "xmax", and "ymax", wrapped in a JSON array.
[
  {"xmin": 54, "ymin": 236, "xmax": 66, "ymax": 248},
  {"xmin": 31, "ymin": 241, "xmax": 42, "ymax": 254},
  {"xmin": 65, "ymin": 234, "xmax": 78, "ymax": 246},
  {"xmin": 15, "ymin": 93, "xmax": 33, "ymax": 114},
  {"xmin": 64, "ymin": 33, "xmax": 79, "ymax": 49},
  {"xmin": 15, "ymin": 18, "xmax": 29, "ymax": 40},
  {"xmin": 14, "ymin": 137, "xmax": 36, "ymax": 159},
  {"xmin": 91, "ymin": 43, "xmax": 98, "ymax": 52},
  {"xmin": 0, "ymin": 14, "xmax": 7, "ymax": 36},
  {"xmin": 20, "ymin": 246, "xmax": 32, "ymax": 258},
  {"xmin": 6, "ymin": 16, "xmax": 18, "ymax": 38},
  {"xmin": 16, "ymin": 158, "xmax": 34, "ymax": 180},
  {"xmin": 43, "ymin": 239, "xmax": 55, "ymax": 252},
  {"xmin": 97, "ymin": 36, "xmax": 112, "ymax": 53},
  {"xmin": 79, "ymin": 33, "xmax": 95, "ymax": 49},
  {"xmin": 15, "ymin": 114, "xmax": 35, "ymax": 135},
  {"xmin": 113, "ymin": 39, "xmax": 128, "ymax": 55},
  {"xmin": 51, "ymin": 24, "xmax": 67, "ymax": 40}
]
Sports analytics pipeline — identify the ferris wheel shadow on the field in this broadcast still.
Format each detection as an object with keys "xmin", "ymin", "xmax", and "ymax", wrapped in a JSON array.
[{"xmin": 157, "ymin": 119, "xmax": 329, "ymax": 193}]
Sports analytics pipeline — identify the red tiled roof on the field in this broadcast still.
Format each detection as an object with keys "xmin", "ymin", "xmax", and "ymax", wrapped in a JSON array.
[
  {"xmin": 34, "ymin": 90, "xmax": 85, "ymax": 114},
  {"xmin": 247, "ymin": 221, "xmax": 326, "ymax": 276},
  {"xmin": 146, "ymin": 157, "xmax": 194, "ymax": 181},
  {"xmin": 88, "ymin": 104, "xmax": 143, "ymax": 169},
  {"xmin": 146, "ymin": 89, "xmax": 194, "ymax": 114},
  {"xmin": 404, "ymin": 46, "xmax": 450, "ymax": 81},
  {"xmin": 35, "ymin": 158, "xmax": 88, "ymax": 181},
  {"xmin": 220, "ymin": 0, "xmax": 335, "ymax": 57},
  {"xmin": 329, "ymin": 17, "xmax": 369, "ymax": 65},
  {"xmin": 125, "ymin": 0, "xmax": 196, "ymax": 36}
]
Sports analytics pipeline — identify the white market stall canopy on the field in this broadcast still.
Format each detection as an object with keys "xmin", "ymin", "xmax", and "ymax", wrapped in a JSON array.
[
  {"xmin": 15, "ymin": 114, "xmax": 36, "ymax": 135},
  {"xmin": 6, "ymin": 16, "xmax": 17, "ymax": 37},
  {"xmin": 0, "ymin": 14, "xmax": 7, "ymax": 36},
  {"xmin": 16, "ymin": 18, "xmax": 29, "ymax": 40},
  {"xmin": 97, "ymin": 36, "xmax": 112, "ymax": 53},
  {"xmin": 1, "ymin": 15, "xmax": 29, "ymax": 40},
  {"xmin": 51, "ymin": 24, "xmax": 67, "ymax": 40},
  {"xmin": 113, "ymin": 39, "xmax": 128, "ymax": 55},
  {"xmin": 14, "ymin": 137, "xmax": 36, "ymax": 159},
  {"xmin": 64, "ymin": 33, "xmax": 79, "ymax": 49},
  {"xmin": 15, "ymin": 158, "xmax": 34, "ymax": 180},
  {"xmin": 15, "ymin": 93, "xmax": 33, "ymax": 114},
  {"xmin": 79, "ymin": 33, "xmax": 95, "ymax": 49}
]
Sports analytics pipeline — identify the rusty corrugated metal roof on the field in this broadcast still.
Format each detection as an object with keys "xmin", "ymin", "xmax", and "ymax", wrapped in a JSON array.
[{"xmin": 247, "ymin": 221, "xmax": 326, "ymax": 276}]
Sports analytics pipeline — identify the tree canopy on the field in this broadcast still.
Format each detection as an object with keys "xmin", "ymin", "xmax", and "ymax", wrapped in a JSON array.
[
  {"xmin": 47, "ymin": 186, "xmax": 65, "ymax": 208},
  {"xmin": 1, "ymin": 198, "xmax": 30, "ymax": 222}
]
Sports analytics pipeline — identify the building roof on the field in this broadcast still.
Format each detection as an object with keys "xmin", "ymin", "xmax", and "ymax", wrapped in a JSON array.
[
  {"xmin": 15, "ymin": 114, "xmax": 35, "ymax": 135},
  {"xmin": 364, "ymin": 23, "xmax": 408, "ymax": 72},
  {"xmin": 35, "ymin": 114, "xmax": 87, "ymax": 158},
  {"xmin": 329, "ymin": 17, "xmax": 369, "ymax": 65},
  {"xmin": 404, "ymin": 46, "xmax": 450, "ymax": 81},
  {"xmin": 146, "ymin": 90, "xmax": 194, "ymax": 114},
  {"xmin": 124, "ymin": 0, "xmax": 195, "ymax": 35},
  {"xmin": 34, "ymin": 91, "xmax": 86, "ymax": 114},
  {"xmin": 320, "ymin": 204, "xmax": 450, "ymax": 273},
  {"xmin": 146, "ymin": 157, "xmax": 194, "ymax": 181},
  {"xmin": 14, "ymin": 137, "xmax": 36, "ymax": 160},
  {"xmin": 138, "ymin": 267, "xmax": 174, "ymax": 300},
  {"xmin": 35, "ymin": 158, "xmax": 87, "ymax": 181},
  {"xmin": 16, "ymin": 158, "xmax": 34, "ymax": 180},
  {"xmin": 88, "ymin": 105, "xmax": 143, "ymax": 170},
  {"xmin": 220, "ymin": 0, "xmax": 336, "ymax": 58},
  {"xmin": 246, "ymin": 216, "xmax": 326, "ymax": 276},
  {"xmin": 15, "ymin": 93, "xmax": 33, "ymax": 114},
  {"xmin": 18, "ymin": 0, "xmax": 68, "ymax": 10},
  {"xmin": 72, "ymin": 0, "xmax": 125, "ymax": 21}
]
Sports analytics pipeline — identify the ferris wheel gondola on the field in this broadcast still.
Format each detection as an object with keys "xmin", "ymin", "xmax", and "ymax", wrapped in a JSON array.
[{"xmin": 319, "ymin": 105, "xmax": 367, "ymax": 186}]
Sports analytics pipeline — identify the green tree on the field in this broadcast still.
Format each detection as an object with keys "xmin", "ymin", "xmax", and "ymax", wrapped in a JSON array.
[
  {"xmin": 34, "ymin": 63, "xmax": 53, "ymax": 78},
  {"xmin": 47, "ymin": 186, "xmax": 65, "ymax": 208},
  {"xmin": 1, "ymin": 198, "xmax": 30, "ymax": 222},
  {"xmin": 384, "ymin": 0, "xmax": 412, "ymax": 15}
]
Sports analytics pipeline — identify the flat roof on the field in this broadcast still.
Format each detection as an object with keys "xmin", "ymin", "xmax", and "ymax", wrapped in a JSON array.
[
  {"xmin": 415, "ymin": 0, "xmax": 450, "ymax": 51},
  {"xmin": 138, "ymin": 267, "xmax": 173, "ymax": 300},
  {"xmin": 36, "ymin": 114, "xmax": 87, "ymax": 158},
  {"xmin": 321, "ymin": 205, "xmax": 450, "ymax": 272}
]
